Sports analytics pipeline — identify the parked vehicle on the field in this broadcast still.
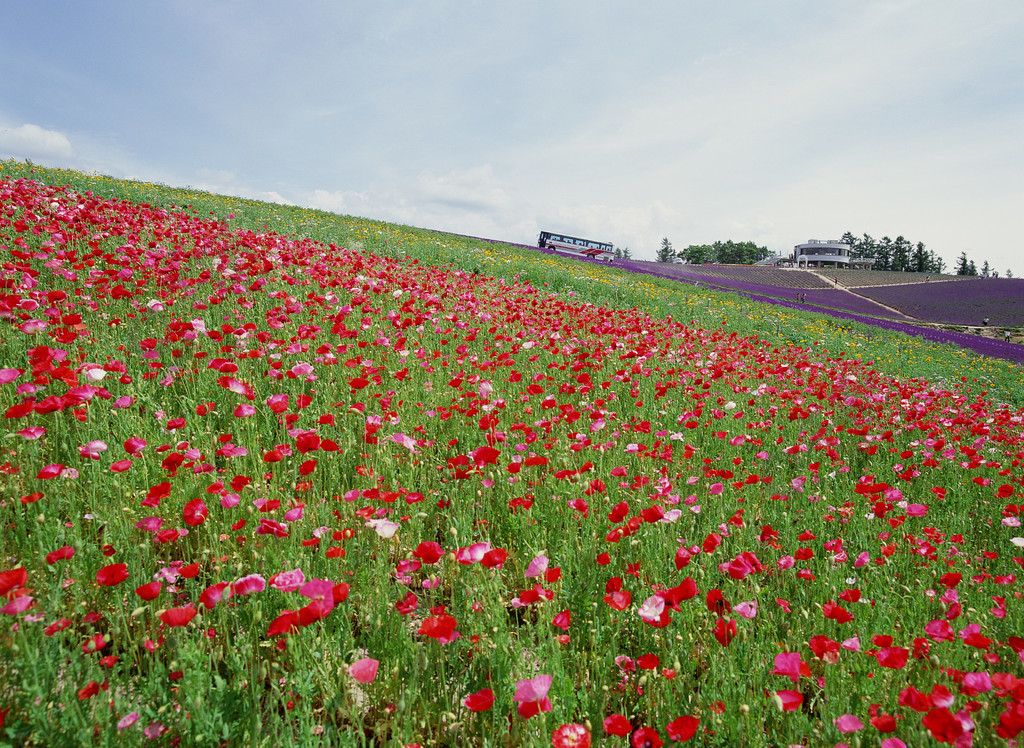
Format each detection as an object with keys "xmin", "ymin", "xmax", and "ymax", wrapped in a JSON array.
[{"xmin": 538, "ymin": 230, "xmax": 613, "ymax": 259}]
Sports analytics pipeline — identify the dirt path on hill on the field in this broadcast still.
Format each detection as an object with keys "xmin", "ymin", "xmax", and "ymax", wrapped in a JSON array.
[{"xmin": 834, "ymin": 287, "xmax": 916, "ymax": 320}]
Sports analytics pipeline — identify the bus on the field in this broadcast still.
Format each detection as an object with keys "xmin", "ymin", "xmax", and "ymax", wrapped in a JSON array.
[{"xmin": 538, "ymin": 231, "xmax": 614, "ymax": 259}]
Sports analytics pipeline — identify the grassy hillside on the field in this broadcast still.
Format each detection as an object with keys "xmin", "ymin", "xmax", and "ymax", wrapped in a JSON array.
[
  {"xmin": 3, "ymin": 159, "xmax": 1021, "ymax": 404},
  {"xmin": 2, "ymin": 160, "xmax": 1024, "ymax": 747}
]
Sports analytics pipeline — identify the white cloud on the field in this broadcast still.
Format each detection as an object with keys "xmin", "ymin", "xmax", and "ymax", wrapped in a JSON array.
[
  {"xmin": 0, "ymin": 123, "xmax": 74, "ymax": 160},
  {"xmin": 187, "ymin": 169, "xmax": 295, "ymax": 206},
  {"xmin": 538, "ymin": 202, "xmax": 684, "ymax": 257},
  {"xmin": 306, "ymin": 165, "xmax": 516, "ymax": 235},
  {"xmin": 302, "ymin": 166, "xmax": 687, "ymax": 256},
  {"xmin": 2, "ymin": 2, "xmax": 1021, "ymax": 272}
]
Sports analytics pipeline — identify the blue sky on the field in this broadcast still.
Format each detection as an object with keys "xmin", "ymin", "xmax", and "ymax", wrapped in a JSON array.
[{"xmin": 2, "ymin": 1, "xmax": 1022, "ymax": 273}]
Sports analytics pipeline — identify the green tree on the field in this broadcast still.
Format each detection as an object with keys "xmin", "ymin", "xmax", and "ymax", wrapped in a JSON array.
[
  {"xmin": 982, "ymin": 260, "xmax": 991, "ymax": 277},
  {"xmin": 892, "ymin": 236, "xmax": 911, "ymax": 272},
  {"xmin": 621, "ymin": 246, "xmax": 632, "ymax": 259},
  {"xmin": 854, "ymin": 233, "xmax": 876, "ymax": 266},
  {"xmin": 911, "ymin": 241, "xmax": 928, "ymax": 273},
  {"xmin": 955, "ymin": 251, "xmax": 971, "ymax": 275},
  {"xmin": 1007, "ymin": 268, "xmax": 1014, "ymax": 278},
  {"xmin": 656, "ymin": 237, "xmax": 676, "ymax": 263},
  {"xmin": 715, "ymin": 240, "xmax": 742, "ymax": 263},
  {"xmin": 681, "ymin": 244, "xmax": 713, "ymax": 264},
  {"xmin": 875, "ymin": 237, "xmax": 893, "ymax": 271},
  {"xmin": 717, "ymin": 240, "xmax": 769, "ymax": 264}
]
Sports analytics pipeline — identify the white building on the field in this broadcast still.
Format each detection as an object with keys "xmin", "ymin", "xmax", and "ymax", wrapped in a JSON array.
[{"xmin": 793, "ymin": 239, "xmax": 874, "ymax": 269}]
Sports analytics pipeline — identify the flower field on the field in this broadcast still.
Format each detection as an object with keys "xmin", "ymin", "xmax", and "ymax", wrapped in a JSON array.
[
  {"xmin": 855, "ymin": 280, "xmax": 1024, "ymax": 328},
  {"xmin": 2, "ymin": 162, "xmax": 1024, "ymax": 747}
]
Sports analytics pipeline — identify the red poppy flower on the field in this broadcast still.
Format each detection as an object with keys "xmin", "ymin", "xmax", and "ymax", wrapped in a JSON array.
[
  {"xmin": 552, "ymin": 609, "xmax": 571, "ymax": 630},
  {"xmin": 870, "ymin": 713, "xmax": 898, "ymax": 733},
  {"xmin": 419, "ymin": 614, "xmax": 459, "ymax": 643},
  {"xmin": 603, "ymin": 714, "xmax": 632, "ymax": 736},
  {"xmin": 463, "ymin": 688, "xmax": 494, "ymax": 712},
  {"xmin": 876, "ymin": 646, "xmax": 909, "ymax": 670},
  {"xmin": 182, "ymin": 498, "xmax": 208, "ymax": 526},
  {"xmin": 44, "ymin": 618, "xmax": 72, "ymax": 636},
  {"xmin": 552, "ymin": 723, "xmax": 591, "ymax": 748},
  {"xmin": 823, "ymin": 601, "xmax": 854, "ymax": 623},
  {"xmin": 267, "ymin": 610, "xmax": 300, "ymax": 636},
  {"xmin": 603, "ymin": 590, "xmax": 631, "ymax": 611},
  {"xmin": 45, "ymin": 546, "xmax": 75, "ymax": 565},
  {"xmin": 631, "ymin": 726, "xmax": 663, "ymax": 748},
  {"xmin": 713, "ymin": 617, "xmax": 737, "ymax": 647},
  {"xmin": 481, "ymin": 548, "xmax": 508, "ymax": 568},
  {"xmin": 637, "ymin": 654, "xmax": 659, "ymax": 670},
  {"xmin": 135, "ymin": 581, "xmax": 162, "ymax": 600},
  {"xmin": 665, "ymin": 715, "xmax": 699, "ymax": 742},
  {"xmin": 82, "ymin": 633, "xmax": 108, "ymax": 654},
  {"xmin": 413, "ymin": 541, "xmax": 445, "ymax": 564},
  {"xmin": 396, "ymin": 590, "xmax": 418, "ymax": 615},
  {"xmin": 159, "ymin": 605, "xmax": 197, "ymax": 628},
  {"xmin": 96, "ymin": 563, "xmax": 128, "ymax": 586},
  {"xmin": 922, "ymin": 707, "xmax": 964, "ymax": 743},
  {"xmin": 775, "ymin": 690, "xmax": 803, "ymax": 711}
]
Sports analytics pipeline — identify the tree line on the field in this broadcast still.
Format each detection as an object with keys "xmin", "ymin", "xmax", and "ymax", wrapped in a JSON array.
[
  {"xmin": 840, "ymin": 231, "xmax": 1011, "ymax": 277},
  {"xmin": 840, "ymin": 232, "xmax": 946, "ymax": 274},
  {"xmin": 651, "ymin": 238, "xmax": 771, "ymax": 265},
  {"xmin": 635, "ymin": 232, "xmax": 1012, "ymax": 278}
]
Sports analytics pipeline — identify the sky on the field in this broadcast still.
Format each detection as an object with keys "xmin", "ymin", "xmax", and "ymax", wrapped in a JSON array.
[{"xmin": 2, "ymin": 1, "xmax": 1022, "ymax": 273}]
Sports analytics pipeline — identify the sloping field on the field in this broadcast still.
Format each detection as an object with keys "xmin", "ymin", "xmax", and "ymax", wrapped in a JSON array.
[
  {"xmin": 598, "ymin": 264, "xmax": 1024, "ymax": 328},
  {"xmin": 2, "ymin": 162, "xmax": 1024, "ymax": 747},
  {"xmin": 855, "ymin": 278, "xmax": 1024, "ymax": 326},
  {"xmin": 592, "ymin": 261, "xmax": 909, "ymax": 320},
  {"xmin": 620, "ymin": 261, "xmax": 837, "ymax": 290},
  {"xmin": 808, "ymin": 269, "xmax": 966, "ymax": 288}
]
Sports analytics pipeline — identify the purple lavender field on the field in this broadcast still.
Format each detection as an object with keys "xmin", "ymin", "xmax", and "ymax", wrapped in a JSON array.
[
  {"xmin": 587, "ymin": 258, "xmax": 1024, "ymax": 364},
  {"xmin": 734, "ymin": 288, "xmax": 1024, "ymax": 365},
  {"xmin": 855, "ymin": 278, "xmax": 1024, "ymax": 325},
  {"xmin": 609, "ymin": 259, "xmax": 909, "ymax": 319}
]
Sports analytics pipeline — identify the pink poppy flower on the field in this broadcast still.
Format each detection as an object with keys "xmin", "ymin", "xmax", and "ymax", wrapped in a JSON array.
[
  {"xmin": 1, "ymin": 596, "xmax": 34, "ymax": 616},
  {"xmin": 771, "ymin": 652, "xmax": 804, "ymax": 683},
  {"xmin": 36, "ymin": 464, "xmax": 65, "ymax": 480},
  {"xmin": 525, "ymin": 554, "xmax": 549, "ymax": 578},
  {"xmin": 455, "ymin": 542, "xmax": 491, "ymax": 565},
  {"xmin": 230, "ymin": 574, "xmax": 266, "ymax": 597},
  {"xmin": 834, "ymin": 714, "xmax": 864, "ymax": 733},
  {"xmin": 880, "ymin": 740, "xmax": 907, "ymax": 748},
  {"xmin": 638, "ymin": 595, "xmax": 665, "ymax": 623},
  {"xmin": 733, "ymin": 601, "xmax": 758, "ymax": 619},
  {"xmin": 117, "ymin": 712, "xmax": 139, "ymax": 730},
  {"xmin": 514, "ymin": 674, "xmax": 553, "ymax": 719},
  {"xmin": 269, "ymin": 569, "xmax": 306, "ymax": 592},
  {"xmin": 348, "ymin": 657, "xmax": 379, "ymax": 684},
  {"xmin": 78, "ymin": 440, "xmax": 108, "ymax": 460}
]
